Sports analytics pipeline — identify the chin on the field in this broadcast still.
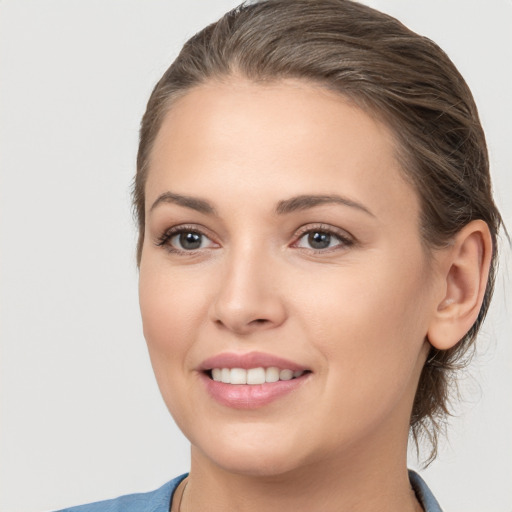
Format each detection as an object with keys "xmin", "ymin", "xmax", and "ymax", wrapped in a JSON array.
[
  {"xmin": 190, "ymin": 425, "xmax": 313, "ymax": 477},
  {"xmin": 205, "ymin": 447, "xmax": 305, "ymax": 477}
]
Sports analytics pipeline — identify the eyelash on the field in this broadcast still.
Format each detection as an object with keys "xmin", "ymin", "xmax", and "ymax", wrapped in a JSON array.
[
  {"xmin": 293, "ymin": 224, "xmax": 355, "ymax": 253},
  {"xmin": 155, "ymin": 224, "xmax": 214, "ymax": 255},
  {"xmin": 155, "ymin": 223, "xmax": 355, "ymax": 255}
]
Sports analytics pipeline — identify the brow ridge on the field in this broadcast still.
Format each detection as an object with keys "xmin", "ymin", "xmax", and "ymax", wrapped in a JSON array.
[
  {"xmin": 150, "ymin": 192, "xmax": 216, "ymax": 215},
  {"xmin": 275, "ymin": 194, "xmax": 374, "ymax": 217},
  {"xmin": 150, "ymin": 191, "xmax": 373, "ymax": 218}
]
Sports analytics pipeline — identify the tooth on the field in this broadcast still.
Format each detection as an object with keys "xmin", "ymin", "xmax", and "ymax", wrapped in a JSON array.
[
  {"xmin": 265, "ymin": 367, "xmax": 280, "ymax": 383},
  {"xmin": 221, "ymin": 368, "xmax": 231, "ymax": 384},
  {"xmin": 213, "ymin": 367, "xmax": 304, "ymax": 384},
  {"xmin": 230, "ymin": 368, "xmax": 247, "ymax": 384},
  {"xmin": 247, "ymin": 367, "xmax": 266, "ymax": 385},
  {"xmin": 279, "ymin": 369, "xmax": 293, "ymax": 381}
]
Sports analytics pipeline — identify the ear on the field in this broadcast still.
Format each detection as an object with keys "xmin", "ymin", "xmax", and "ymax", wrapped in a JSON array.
[{"xmin": 427, "ymin": 220, "xmax": 493, "ymax": 351}]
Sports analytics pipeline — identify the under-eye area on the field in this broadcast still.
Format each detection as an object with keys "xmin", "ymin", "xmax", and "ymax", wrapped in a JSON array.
[{"xmin": 207, "ymin": 367, "xmax": 312, "ymax": 385}]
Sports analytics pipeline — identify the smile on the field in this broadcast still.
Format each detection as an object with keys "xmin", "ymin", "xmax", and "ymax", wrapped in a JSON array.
[
  {"xmin": 210, "ymin": 367, "xmax": 306, "ymax": 385},
  {"xmin": 199, "ymin": 352, "xmax": 312, "ymax": 409}
]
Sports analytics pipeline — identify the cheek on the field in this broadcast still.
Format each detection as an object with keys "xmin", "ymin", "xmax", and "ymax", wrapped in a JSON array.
[
  {"xmin": 300, "ymin": 256, "xmax": 429, "ymax": 344},
  {"xmin": 138, "ymin": 261, "xmax": 207, "ymax": 377},
  {"xmin": 296, "ymin": 254, "xmax": 431, "ymax": 408},
  {"xmin": 138, "ymin": 262, "xmax": 214, "ymax": 432}
]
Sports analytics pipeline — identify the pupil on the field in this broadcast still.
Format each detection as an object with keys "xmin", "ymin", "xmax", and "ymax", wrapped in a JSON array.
[
  {"xmin": 308, "ymin": 231, "xmax": 330, "ymax": 249},
  {"xmin": 180, "ymin": 232, "xmax": 202, "ymax": 250}
]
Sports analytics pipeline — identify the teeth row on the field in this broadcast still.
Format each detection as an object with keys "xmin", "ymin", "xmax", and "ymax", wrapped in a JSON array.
[{"xmin": 211, "ymin": 367, "xmax": 304, "ymax": 385}]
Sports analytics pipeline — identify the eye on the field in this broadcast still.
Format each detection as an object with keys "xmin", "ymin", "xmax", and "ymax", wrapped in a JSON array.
[
  {"xmin": 294, "ymin": 227, "xmax": 354, "ymax": 251},
  {"xmin": 171, "ymin": 231, "xmax": 207, "ymax": 250},
  {"xmin": 156, "ymin": 226, "xmax": 218, "ymax": 253}
]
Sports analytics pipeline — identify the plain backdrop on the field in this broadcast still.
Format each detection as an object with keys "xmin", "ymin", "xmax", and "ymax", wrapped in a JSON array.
[{"xmin": 1, "ymin": 1, "xmax": 511, "ymax": 511}]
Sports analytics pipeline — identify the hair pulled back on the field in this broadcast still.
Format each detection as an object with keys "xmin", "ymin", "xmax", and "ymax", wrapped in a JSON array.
[{"xmin": 134, "ymin": 0, "xmax": 503, "ymax": 463}]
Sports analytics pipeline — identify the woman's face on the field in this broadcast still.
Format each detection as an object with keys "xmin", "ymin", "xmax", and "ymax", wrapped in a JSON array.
[{"xmin": 139, "ymin": 79, "xmax": 437, "ymax": 476}]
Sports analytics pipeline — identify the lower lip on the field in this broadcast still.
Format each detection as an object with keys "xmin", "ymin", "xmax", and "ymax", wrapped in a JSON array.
[{"xmin": 200, "ymin": 373, "xmax": 310, "ymax": 409}]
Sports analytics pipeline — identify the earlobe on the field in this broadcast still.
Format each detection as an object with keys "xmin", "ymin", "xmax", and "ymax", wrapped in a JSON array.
[{"xmin": 427, "ymin": 220, "xmax": 493, "ymax": 351}]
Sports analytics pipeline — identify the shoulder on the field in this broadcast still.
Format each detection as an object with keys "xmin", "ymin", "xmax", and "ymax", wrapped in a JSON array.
[
  {"xmin": 409, "ymin": 470, "xmax": 443, "ymax": 512},
  {"xmin": 53, "ymin": 474, "xmax": 187, "ymax": 512}
]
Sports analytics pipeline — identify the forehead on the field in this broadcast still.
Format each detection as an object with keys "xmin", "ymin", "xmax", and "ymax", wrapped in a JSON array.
[{"xmin": 146, "ymin": 78, "xmax": 419, "ymax": 222}]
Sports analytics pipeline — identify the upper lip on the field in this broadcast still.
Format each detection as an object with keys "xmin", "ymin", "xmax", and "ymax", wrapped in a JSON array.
[{"xmin": 199, "ymin": 351, "xmax": 309, "ymax": 372}]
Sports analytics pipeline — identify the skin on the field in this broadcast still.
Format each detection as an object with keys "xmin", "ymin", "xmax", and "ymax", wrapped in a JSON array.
[{"xmin": 138, "ymin": 79, "xmax": 490, "ymax": 512}]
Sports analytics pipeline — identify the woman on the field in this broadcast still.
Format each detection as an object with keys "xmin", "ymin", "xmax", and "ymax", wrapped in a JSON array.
[{"xmin": 48, "ymin": 0, "xmax": 502, "ymax": 510}]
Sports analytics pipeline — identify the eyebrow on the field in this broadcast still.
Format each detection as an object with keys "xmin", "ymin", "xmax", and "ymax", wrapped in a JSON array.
[
  {"xmin": 275, "ymin": 194, "xmax": 375, "ymax": 217},
  {"xmin": 150, "ymin": 191, "xmax": 217, "ymax": 215},
  {"xmin": 149, "ymin": 191, "xmax": 374, "ymax": 218}
]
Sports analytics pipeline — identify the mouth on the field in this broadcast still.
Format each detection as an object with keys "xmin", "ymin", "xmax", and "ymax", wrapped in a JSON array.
[{"xmin": 199, "ymin": 352, "xmax": 312, "ymax": 409}]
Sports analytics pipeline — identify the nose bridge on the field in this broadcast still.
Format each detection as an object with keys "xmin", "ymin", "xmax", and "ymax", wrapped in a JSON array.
[{"xmin": 211, "ymin": 238, "xmax": 286, "ymax": 333}]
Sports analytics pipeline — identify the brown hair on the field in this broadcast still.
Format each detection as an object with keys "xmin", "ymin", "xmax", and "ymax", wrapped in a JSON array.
[{"xmin": 134, "ymin": 0, "xmax": 503, "ymax": 463}]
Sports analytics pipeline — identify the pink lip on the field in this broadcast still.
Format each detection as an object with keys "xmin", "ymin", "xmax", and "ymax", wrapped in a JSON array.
[
  {"xmin": 198, "ymin": 351, "xmax": 311, "ymax": 409},
  {"xmin": 199, "ymin": 351, "xmax": 308, "ymax": 372}
]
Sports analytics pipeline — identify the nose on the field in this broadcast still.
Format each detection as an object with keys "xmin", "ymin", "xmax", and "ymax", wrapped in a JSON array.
[{"xmin": 209, "ymin": 246, "xmax": 287, "ymax": 335}]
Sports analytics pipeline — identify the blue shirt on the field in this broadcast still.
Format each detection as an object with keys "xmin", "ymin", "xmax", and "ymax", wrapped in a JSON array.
[{"xmin": 55, "ymin": 471, "xmax": 442, "ymax": 511}]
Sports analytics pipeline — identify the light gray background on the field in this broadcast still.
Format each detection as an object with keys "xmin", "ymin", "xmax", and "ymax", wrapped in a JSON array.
[{"xmin": 1, "ymin": 1, "xmax": 510, "ymax": 511}]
